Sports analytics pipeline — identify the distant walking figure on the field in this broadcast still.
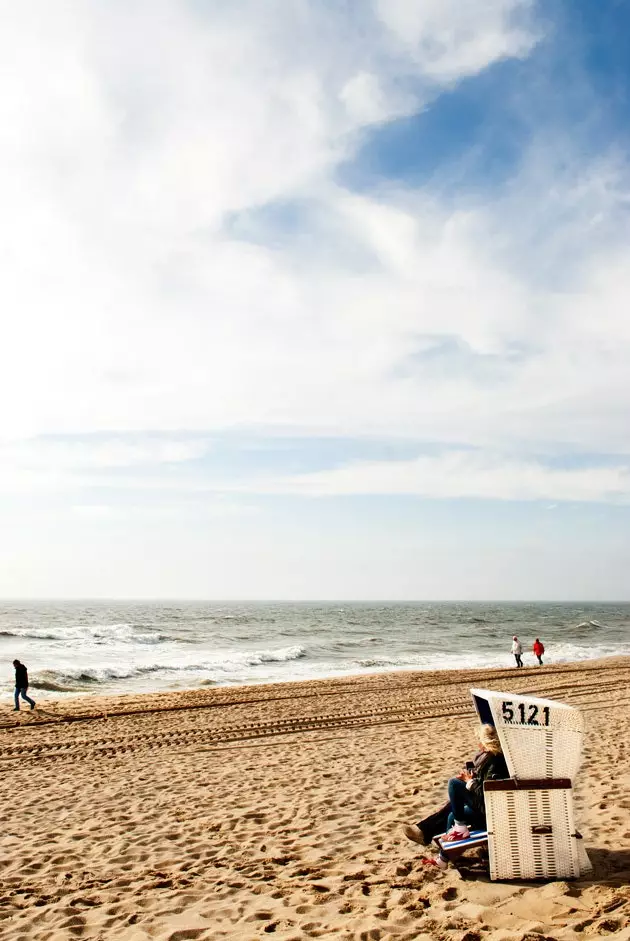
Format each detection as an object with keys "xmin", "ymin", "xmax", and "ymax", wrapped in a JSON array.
[
  {"xmin": 533, "ymin": 638, "xmax": 545, "ymax": 665},
  {"xmin": 13, "ymin": 660, "xmax": 35, "ymax": 711},
  {"xmin": 511, "ymin": 636, "xmax": 523, "ymax": 668}
]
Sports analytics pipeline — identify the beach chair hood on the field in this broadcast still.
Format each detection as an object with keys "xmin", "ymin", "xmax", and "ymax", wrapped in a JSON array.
[{"xmin": 470, "ymin": 688, "xmax": 584, "ymax": 782}]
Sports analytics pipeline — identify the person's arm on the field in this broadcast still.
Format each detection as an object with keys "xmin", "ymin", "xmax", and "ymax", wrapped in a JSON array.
[{"xmin": 464, "ymin": 752, "xmax": 488, "ymax": 792}]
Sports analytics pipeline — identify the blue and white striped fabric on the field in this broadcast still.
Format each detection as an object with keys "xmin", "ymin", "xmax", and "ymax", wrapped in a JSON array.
[{"xmin": 435, "ymin": 830, "xmax": 488, "ymax": 854}]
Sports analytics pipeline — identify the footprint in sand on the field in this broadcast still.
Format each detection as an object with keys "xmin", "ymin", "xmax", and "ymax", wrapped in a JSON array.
[{"xmin": 165, "ymin": 931, "xmax": 206, "ymax": 941}]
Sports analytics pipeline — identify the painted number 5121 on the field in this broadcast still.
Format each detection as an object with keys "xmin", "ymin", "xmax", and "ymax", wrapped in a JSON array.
[{"xmin": 501, "ymin": 701, "xmax": 550, "ymax": 726}]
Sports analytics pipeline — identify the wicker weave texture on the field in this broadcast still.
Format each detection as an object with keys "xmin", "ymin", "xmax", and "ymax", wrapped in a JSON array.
[
  {"xmin": 486, "ymin": 786, "xmax": 580, "ymax": 881},
  {"xmin": 471, "ymin": 689, "xmax": 584, "ymax": 781},
  {"xmin": 500, "ymin": 726, "xmax": 583, "ymax": 781}
]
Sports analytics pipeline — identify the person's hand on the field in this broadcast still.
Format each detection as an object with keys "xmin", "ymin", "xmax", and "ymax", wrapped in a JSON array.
[{"xmin": 457, "ymin": 769, "xmax": 473, "ymax": 781}]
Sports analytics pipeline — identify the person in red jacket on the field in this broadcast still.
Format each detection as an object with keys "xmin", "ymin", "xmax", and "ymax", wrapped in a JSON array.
[{"xmin": 533, "ymin": 638, "xmax": 545, "ymax": 665}]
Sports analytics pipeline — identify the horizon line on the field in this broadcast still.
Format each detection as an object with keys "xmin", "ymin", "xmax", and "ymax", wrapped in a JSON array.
[{"xmin": 0, "ymin": 597, "xmax": 628, "ymax": 605}]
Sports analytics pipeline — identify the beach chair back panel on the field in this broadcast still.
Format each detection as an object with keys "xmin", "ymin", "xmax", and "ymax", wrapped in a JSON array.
[
  {"xmin": 471, "ymin": 688, "xmax": 583, "ymax": 780},
  {"xmin": 500, "ymin": 726, "xmax": 583, "ymax": 781},
  {"xmin": 485, "ymin": 783, "xmax": 580, "ymax": 881}
]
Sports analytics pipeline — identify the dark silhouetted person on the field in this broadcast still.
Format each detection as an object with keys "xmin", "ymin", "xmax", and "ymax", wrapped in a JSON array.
[
  {"xmin": 533, "ymin": 638, "xmax": 545, "ymax": 665},
  {"xmin": 13, "ymin": 660, "xmax": 35, "ymax": 711},
  {"xmin": 511, "ymin": 636, "xmax": 523, "ymax": 668}
]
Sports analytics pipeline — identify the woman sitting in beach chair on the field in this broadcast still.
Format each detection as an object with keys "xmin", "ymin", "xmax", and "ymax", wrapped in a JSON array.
[{"xmin": 403, "ymin": 724, "xmax": 508, "ymax": 869}]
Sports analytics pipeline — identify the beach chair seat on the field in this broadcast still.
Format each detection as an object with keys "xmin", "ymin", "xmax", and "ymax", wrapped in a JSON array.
[{"xmin": 434, "ymin": 829, "xmax": 488, "ymax": 860}]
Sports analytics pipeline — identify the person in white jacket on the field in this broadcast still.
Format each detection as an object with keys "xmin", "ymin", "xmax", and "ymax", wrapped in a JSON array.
[{"xmin": 511, "ymin": 636, "xmax": 523, "ymax": 668}]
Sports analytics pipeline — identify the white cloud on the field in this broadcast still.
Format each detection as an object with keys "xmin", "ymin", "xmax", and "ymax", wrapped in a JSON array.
[
  {"xmin": 249, "ymin": 452, "xmax": 630, "ymax": 503},
  {"xmin": 2, "ymin": 437, "xmax": 207, "ymax": 471},
  {"xmin": 0, "ymin": 437, "xmax": 209, "ymax": 496},
  {"xmin": 1, "ymin": 0, "xmax": 630, "ymax": 507},
  {"xmin": 0, "ymin": 0, "xmax": 542, "ymax": 440},
  {"xmin": 374, "ymin": 0, "xmax": 537, "ymax": 80},
  {"xmin": 339, "ymin": 72, "xmax": 393, "ymax": 125},
  {"xmin": 1, "ymin": 433, "xmax": 628, "ymax": 507}
]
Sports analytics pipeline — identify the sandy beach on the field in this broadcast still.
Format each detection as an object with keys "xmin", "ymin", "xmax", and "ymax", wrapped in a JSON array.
[{"xmin": 1, "ymin": 658, "xmax": 629, "ymax": 941}]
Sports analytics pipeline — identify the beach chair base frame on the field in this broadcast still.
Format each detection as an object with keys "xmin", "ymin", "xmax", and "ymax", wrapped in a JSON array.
[{"xmin": 434, "ymin": 829, "xmax": 489, "ymax": 861}]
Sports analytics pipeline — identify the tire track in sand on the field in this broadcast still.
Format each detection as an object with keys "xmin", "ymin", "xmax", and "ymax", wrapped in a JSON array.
[{"xmin": 0, "ymin": 658, "xmax": 627, "ymax": 766}]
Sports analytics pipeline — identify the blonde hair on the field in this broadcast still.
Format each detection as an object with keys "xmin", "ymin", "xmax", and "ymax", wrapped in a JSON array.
[{"xmin": 479, "ymin": 723, "xmax": 502, "ymax": 754}]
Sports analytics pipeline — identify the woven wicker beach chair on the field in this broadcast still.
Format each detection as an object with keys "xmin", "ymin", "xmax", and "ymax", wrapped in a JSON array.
[{"xmin": 436, "ymin": 688, "xmax": 592, "ymax": 881}]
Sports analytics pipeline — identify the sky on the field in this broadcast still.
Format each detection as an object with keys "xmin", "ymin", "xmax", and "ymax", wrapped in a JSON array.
[{"xmin": 2, "ymin": 0, "xmax": 630, "ymax": 600}]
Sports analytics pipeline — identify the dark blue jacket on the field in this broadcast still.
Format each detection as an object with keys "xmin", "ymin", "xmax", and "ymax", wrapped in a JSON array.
[{"xmin": 15, "ymin": 663, "xmax": 28, "ymax": 689}]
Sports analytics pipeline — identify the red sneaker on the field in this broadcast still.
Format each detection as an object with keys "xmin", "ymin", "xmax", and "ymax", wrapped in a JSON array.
[{"xmin": 441, "ymin": 824, "xmax": 470, "ymax": 843}]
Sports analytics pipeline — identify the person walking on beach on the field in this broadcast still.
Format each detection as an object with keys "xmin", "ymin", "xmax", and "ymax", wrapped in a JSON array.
[
  {"xmin": 533, "ymin": 638, "xmax": 545, "ymax": 665},
  {"xmin": 12, "ymin": 660, "xmax": 35, "ymax": 711},
  {"xmin": 511, "ymin": 636, "xmax": 523, "ymax": 668}
]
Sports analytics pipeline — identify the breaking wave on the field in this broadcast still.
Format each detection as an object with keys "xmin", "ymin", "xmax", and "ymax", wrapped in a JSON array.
[
  {"xmin": 1, "ymin": 624, "xmax": 172, "ymax": 644},
  {"xmin": 29, "ymin": 645, "xmax": 307, "ymax": 692},
  {"xmin": 245, "ymin": 645, "xmax": 306, "ymax": 665}
]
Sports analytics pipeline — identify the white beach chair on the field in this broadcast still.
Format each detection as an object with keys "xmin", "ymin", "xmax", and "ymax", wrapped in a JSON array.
[{"xmin": 468, "ymin": 688, "xmax": 592, "ymax": 881}]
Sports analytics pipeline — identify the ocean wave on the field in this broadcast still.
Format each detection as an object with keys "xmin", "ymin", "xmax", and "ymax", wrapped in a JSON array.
[
  {"xmin": 211, "ymin": 615, "xmax": 277, "ymax": 625},
  {"xmin": 357, "ymin": 658, "xmax": 395, "ymax": 668},
  {"xmin": 31, "ymin": 666, "xmax": 140, "ymax": 688},
  {"xmin": 576, "ymin": 620, "xmax": 604, "ymax": 629},
  {"xmin": 30, "ymin": 678, "xmax": 87, "ymax": 692},
  {"xmin": 0, "ymin": 629, "xmax": 64, "ymax": 641},
  {"xmin": 29, "ymin": 645, "xmax": 308, "ymax": 690},
  {"xmin": 2, "ymin": 623, "xmax": 173, "ymax": 644},
  {"xmin": 249, "ymin": 645, "xmax": 306, "ymax": 664},
  {"xmin": 352, "ymin": 640, "xmax": 630, "ymax": 675}
]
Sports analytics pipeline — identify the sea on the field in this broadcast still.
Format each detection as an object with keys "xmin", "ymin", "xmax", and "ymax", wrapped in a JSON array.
[{"xmin": 1, "ymin": 601, "xmax": 630, "ymax": 702}]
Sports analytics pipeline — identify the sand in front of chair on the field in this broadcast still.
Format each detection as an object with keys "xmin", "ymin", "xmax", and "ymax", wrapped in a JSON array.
[{"xmin": 0, "ymin": 657, "xmax": 629, "ymax": 940}]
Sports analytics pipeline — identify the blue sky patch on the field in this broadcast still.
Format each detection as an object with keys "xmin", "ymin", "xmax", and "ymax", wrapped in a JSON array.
[
  {"xmin": 339, "ymin": 1, "xmax": 630, "ymax": 199},
  {"xmin": 339, "ymin": 58, "xmax": 529, "ymax": 195}
]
